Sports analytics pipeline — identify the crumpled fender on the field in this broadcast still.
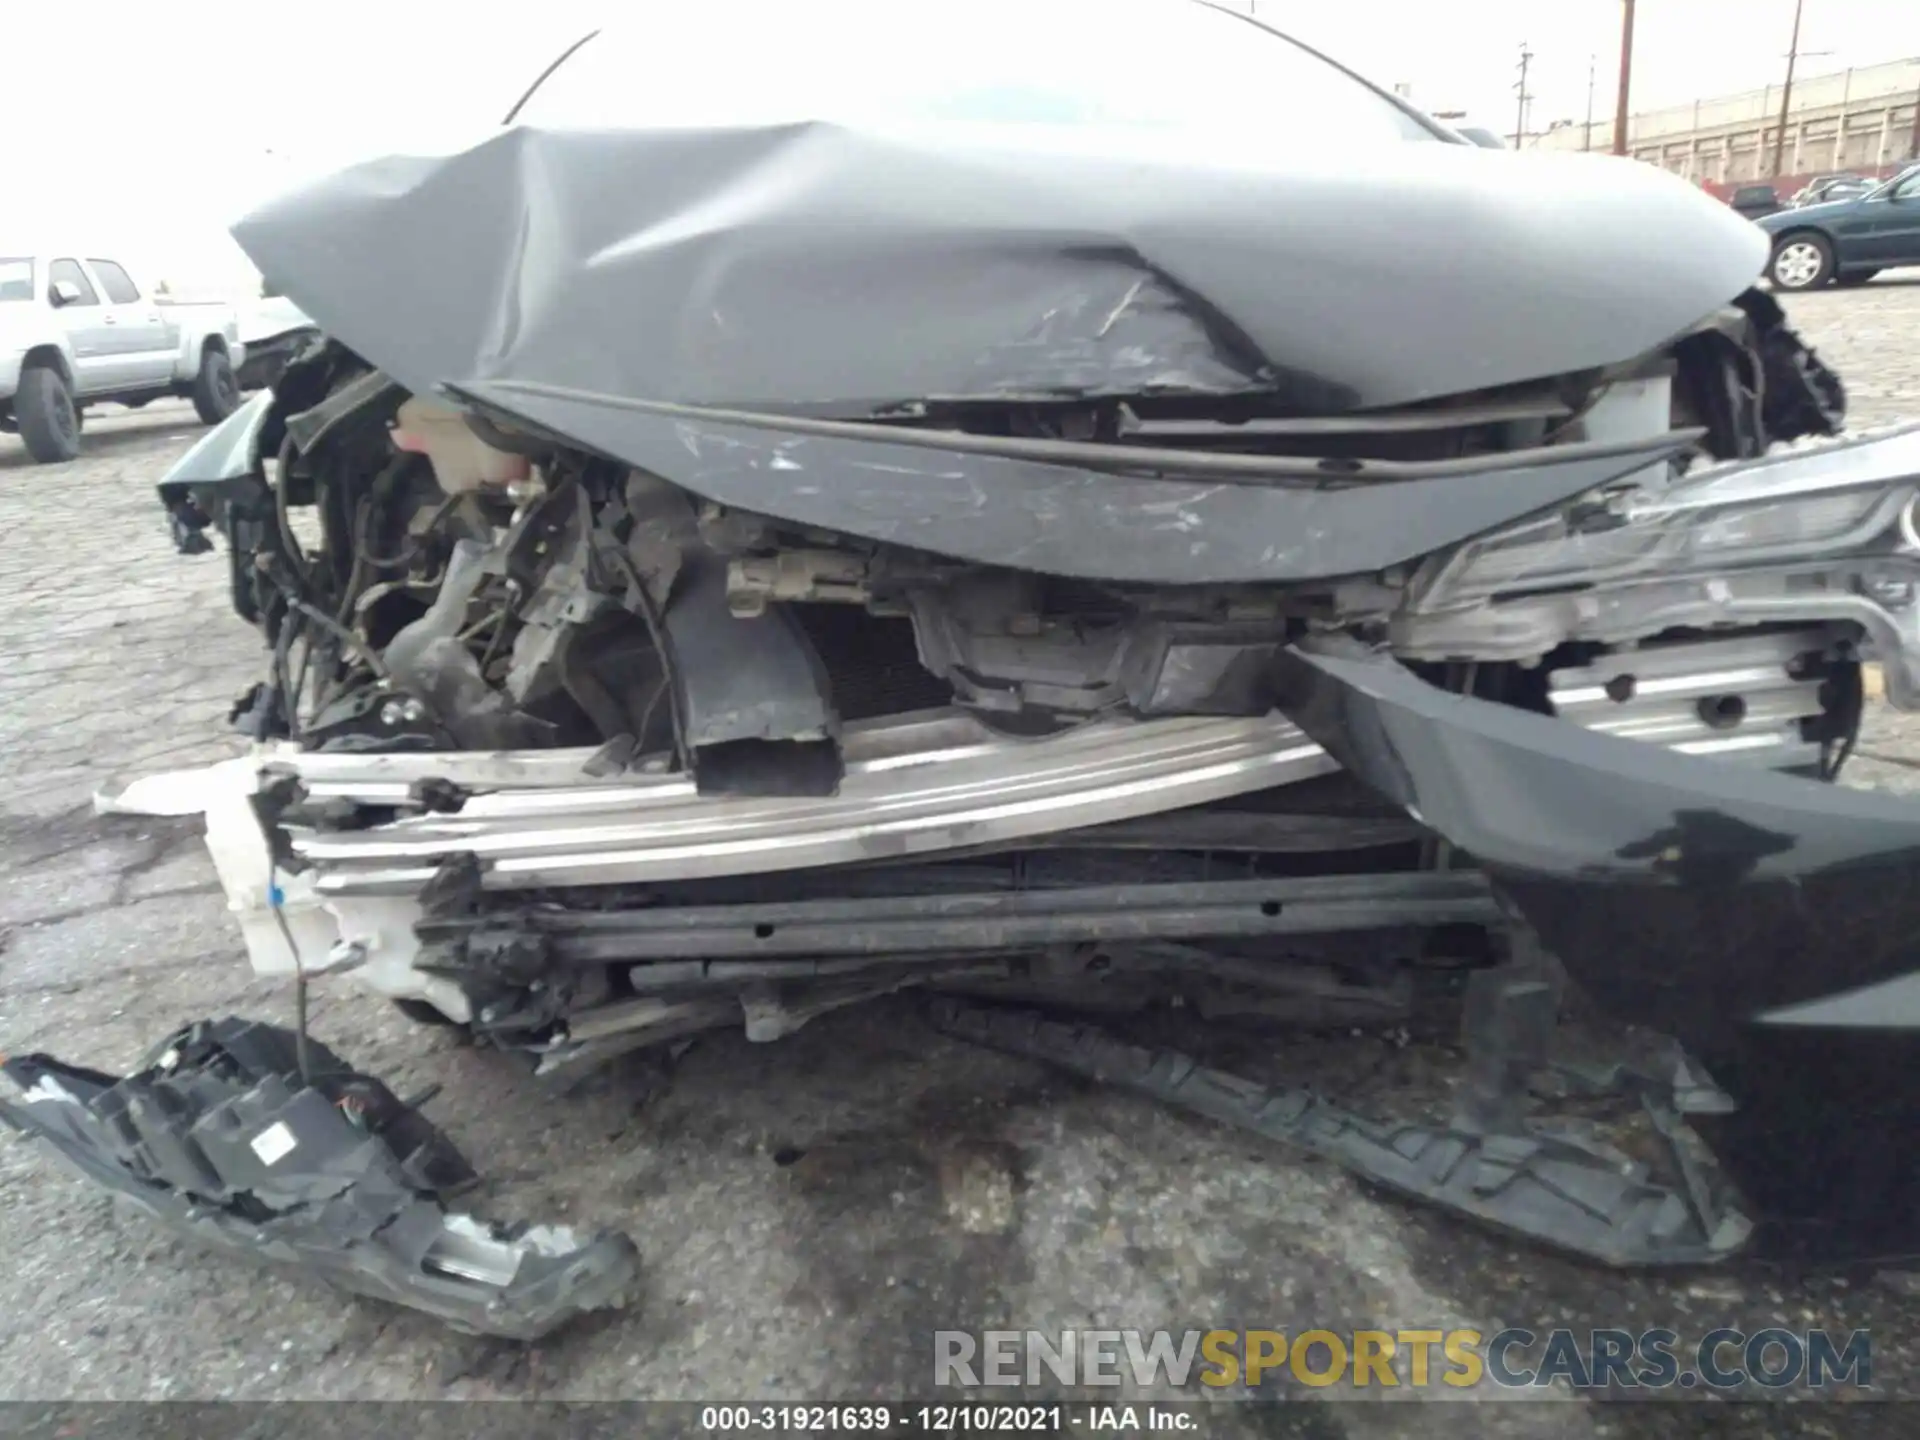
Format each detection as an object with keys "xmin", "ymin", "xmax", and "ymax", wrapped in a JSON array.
[{"xmin": 160, "ymin": 388, "xmax": 273, "ymax": 492}]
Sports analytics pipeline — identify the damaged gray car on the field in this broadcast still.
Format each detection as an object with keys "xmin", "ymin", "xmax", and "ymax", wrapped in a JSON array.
[{"xmin": 11, "ymin": 0, "xmax": 1920, "ymax": 1340}]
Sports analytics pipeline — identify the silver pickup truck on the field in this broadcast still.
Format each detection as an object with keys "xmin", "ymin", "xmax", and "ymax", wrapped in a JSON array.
[{"xmin": 0, "ymin": 253, "xmax": 247, "ymax": 464}]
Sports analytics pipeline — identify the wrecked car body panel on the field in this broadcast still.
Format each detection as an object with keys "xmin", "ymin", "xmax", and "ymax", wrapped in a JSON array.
[
  {"xmin": 1275, "ymin": 640, "xmax": 1920, "ymax": 1261},
  {"xmin": 20, "ymin": 0, "xmax": 1920, "ymax": 1338},
  {"xmin": 930, "ymin": 1000, "xmax": 1751, "ymax": 1267},
  {"xmin": 230, "ymin": 120, "xmax": 1766, "ymax": 419},
  {"xmin": 0, "ymin": 1019, "xmax": 638, "ymax": 1339},
  {"xmin": 446, "ymin": 384, "xmax": 1700, "ymax": 585},
  {"xmin": 161, "ymin": 389, "xmax": 273, "ymax": 491}
]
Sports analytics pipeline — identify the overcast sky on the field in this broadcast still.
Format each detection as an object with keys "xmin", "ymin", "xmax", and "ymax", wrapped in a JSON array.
[{"xmin": 4, "ymin": 0, "xmax": 1914, "ymax": 291}]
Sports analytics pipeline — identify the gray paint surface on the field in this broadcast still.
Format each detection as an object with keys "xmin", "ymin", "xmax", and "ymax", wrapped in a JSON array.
[
  {"xmin": 234, "ymin": 123, "xmax": 1765, "ymax": 420},
  {"xmin": 223, "ymin": 26, "xmax": 1773, "ymax": 585},
  {"xmin": 455, "ymin": 385, "xmax": 1688, "ymax": 583}
]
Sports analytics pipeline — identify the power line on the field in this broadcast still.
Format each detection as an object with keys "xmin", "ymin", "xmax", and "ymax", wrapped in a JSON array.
[
  {"xmin": 1585, "ymin": 54, "xmax": 1597, "ymax": 152},
  {"xmin": 1514, "ymin": 42, "xmax": 1534, "ymax": 148},
  {"xmin": 1770, "ymin": 0, "xmax": 1807, "ymax": 176}
]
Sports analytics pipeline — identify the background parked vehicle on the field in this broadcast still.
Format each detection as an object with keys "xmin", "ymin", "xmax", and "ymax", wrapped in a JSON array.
[
  {"xmin": 1758, "ymin": 163, "xmax": 1920, "ymax": 290},
  {"xmin": 1728, "ymin": 183, "xmax": 1784, "ymax": 220},
  {"xmin": 1791, "ymin": 172, "xmax": 1872, "ymax": 207},
  {"xmin": 234, "ymin": 295, "xmax": 319, "ymax": 392},
  {"xmin": 1453, "ymin": 124, "xmax": 1508, "ymax": 149},
  {"xmin": 0, "ymin": 254, "xmax": 246, "ymax": 463}
]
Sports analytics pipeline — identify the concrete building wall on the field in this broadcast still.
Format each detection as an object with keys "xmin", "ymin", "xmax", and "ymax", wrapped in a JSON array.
[{"xmin": 1534, "ymin": 57, "xmax": 1920, "ymax": 185}]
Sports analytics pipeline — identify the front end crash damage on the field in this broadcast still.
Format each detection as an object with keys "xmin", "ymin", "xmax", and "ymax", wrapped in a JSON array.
[
  {"xmin": 23, "ymin": 18, "xmax": 1920, "ymax": 1332},
  {"xmin": 1274, "ymin": 640, "xmax": 1920, "ymax": 1263},
  {"xmin": 0, "ymin": 1019, "xmax": 637, "ymax": 1339},
  {"xmin": 115, "ymin": 388, "xmax": 1920, "ymax": 1279}
]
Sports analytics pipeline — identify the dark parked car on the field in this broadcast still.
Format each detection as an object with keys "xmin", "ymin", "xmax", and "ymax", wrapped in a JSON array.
[
  {"xmin": 1758, "ymin": 163, "xmax": 1920, "ymax": 288},
  {"xmin": 1728, "ymin": 183, "xmax": 1784, "ymax": 219}
]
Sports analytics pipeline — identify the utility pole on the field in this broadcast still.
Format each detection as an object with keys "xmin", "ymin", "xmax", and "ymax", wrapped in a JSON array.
[
  {"xmin": 1613, "ymin": 0, "xmax": 1636, "ymax": 156},
  {"xmin": 1909, "ymin": 78, "xmax": 1920, "ymax": 159},
  {"xmin": 1771, "ymin": 0, "xmax": 1807, "ymax": 177},
  {"xmin": 1584, "ymin": 54, "xmax": 1597, "ymax": 151},
  {"xmin": 1514, "ymin": 42, "xmax": 1534, "ymax": 149}
]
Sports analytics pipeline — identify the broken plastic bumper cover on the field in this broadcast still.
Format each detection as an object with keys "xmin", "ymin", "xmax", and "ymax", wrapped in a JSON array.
[
  {"xmin": 0, "ymin": 1018, "xmax": 637, "ymax": 1339},
  {"xmin": 1274, "ymin": 639, "xmax": 1920, "ymax": 1265},
  {"xmin": 931, "ymin": 1000, "xmax": 1751, "ymax": 1267}
]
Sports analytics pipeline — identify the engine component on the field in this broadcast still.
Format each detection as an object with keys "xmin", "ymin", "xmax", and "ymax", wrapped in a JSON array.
[{"xmin": 390, "ymin": 395, "xmax": 533, "ymax": 493}]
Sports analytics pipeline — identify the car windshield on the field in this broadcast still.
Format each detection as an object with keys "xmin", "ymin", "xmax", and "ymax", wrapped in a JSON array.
[
  {"xmin": 510, "ymin": 0, "xmax": 1440, "ymax": 146},
  {"xmin": 1872, "ymin": 165, "xmax": 1920, "ymax": 197},
  {"xmin": 0, "ymin": 257, "xmax": 32, "ymax": 302}
]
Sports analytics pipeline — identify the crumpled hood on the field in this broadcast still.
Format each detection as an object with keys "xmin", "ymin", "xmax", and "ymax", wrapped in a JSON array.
[
  {"xmin": 238, "ymin": 296, "xmax": 316, "ymax": 346},
  {"xmin": 234, "ymin": 121, "xmax": 1767, "ymax": 417}
]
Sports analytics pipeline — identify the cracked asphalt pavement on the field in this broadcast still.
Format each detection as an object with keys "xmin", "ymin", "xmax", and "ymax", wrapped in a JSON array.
[{"xmin": 4, "ymin": 276, "xmax": 1920, "ymax": 1434}]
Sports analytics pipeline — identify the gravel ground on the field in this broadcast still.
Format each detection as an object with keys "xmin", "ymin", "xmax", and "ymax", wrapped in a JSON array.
[{"xmin": 3, "ymin": 276, "xmax": 1920, "ymax": 1432}]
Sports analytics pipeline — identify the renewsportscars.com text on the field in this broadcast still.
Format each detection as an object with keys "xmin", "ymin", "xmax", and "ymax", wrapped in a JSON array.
[{"xmin": 933, "ymin": 1327, "xmax": 1872, "ymax": 1391}]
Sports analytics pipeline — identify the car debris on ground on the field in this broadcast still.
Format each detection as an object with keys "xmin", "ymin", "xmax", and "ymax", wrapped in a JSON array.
[{"xmin": 6, "ymin": 0, "xmax": 1920, "ymax": 1343}]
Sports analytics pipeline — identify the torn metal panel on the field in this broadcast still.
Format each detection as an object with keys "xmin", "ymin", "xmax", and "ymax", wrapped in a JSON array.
[{"xmin": 0, "ymin": 1019, "xmax": 637, "ymax": 1340}]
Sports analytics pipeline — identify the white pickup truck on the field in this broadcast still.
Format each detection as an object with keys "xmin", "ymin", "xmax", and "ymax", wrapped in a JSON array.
[{"xmin": 0, "ymin": 253, "xmax": 247, "ymax": 464}]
